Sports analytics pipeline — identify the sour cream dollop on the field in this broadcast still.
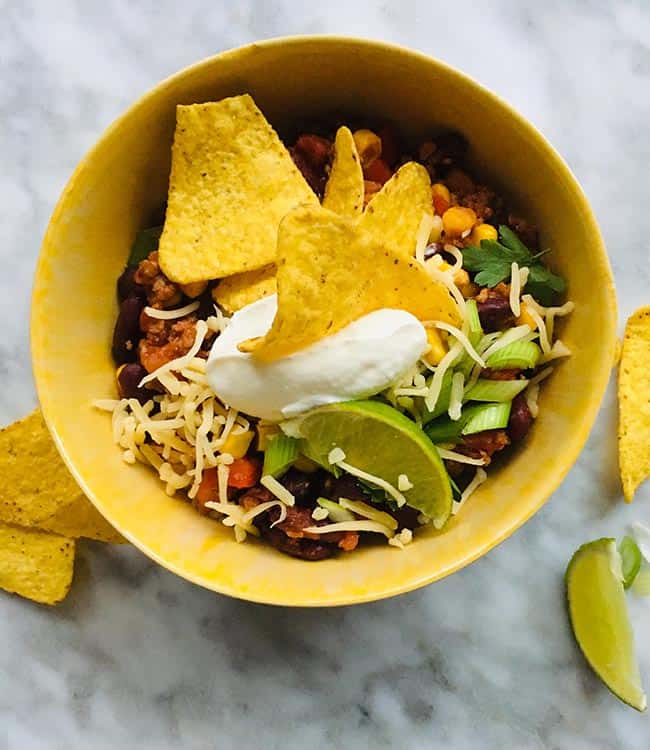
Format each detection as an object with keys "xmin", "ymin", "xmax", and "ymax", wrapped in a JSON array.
[{"xmin": 206, "ymin": 295, "xmax": 427, "ymax": 421}]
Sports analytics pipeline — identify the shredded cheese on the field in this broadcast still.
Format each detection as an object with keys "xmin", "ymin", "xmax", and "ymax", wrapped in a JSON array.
[
  {"xmin": 328, "ymin": 454, "xmax": 407, "ymax": 507},
  {"xmin": 143, "ymin": 300, "xmax": 200, "ymax": 320},
  {"xmin": 388, "ymin": 528, "xmax": 414, "ymax": 549},
  {"xmin": 424, "ymin": 340, "xmax": 463, "ymax": 412},
  {"xmin": 398, "ymin": 474, "xmax": 413, "ymax": 491},
  {"xmin": 451, "ymin": 468, "xmax": 488, "ymax": 516},
  {"xmin": 436, "ymin": 447, "xmax": 486, "ymax": 466},
  {"xmin": 481, "ymin": 325, "xmax": 532, "ymax": 361},
  {"xmin": 338, "ymin": 497, "xmax": 398, "ymax": 531},
  {"xmin": 328, "ymin": 447, "xmax": 346, "ymax": 464},
  {"xmin": 539, "ymin": 339, "xmax": 572, "ymax": 364},
  {"xmin": 260, "ymin": 475, "xmax": 295, "ymax": 506},
  {"xmin": 444, "ymin": 244, "xmax": 464, "ymax": 273},
  {"xmin": 526, "ymin": 383, "xmax": 540, "ymax": 418},
  {"xmin": 415, "ymin": 213, "xmax": 435, "ymax": 266},
  {"xmin": 303, "ymin": 521, "xmax": 395, "ymax": 538},
  {"xmin": 529, "ymin": 366, "xmax": 554, "ymax": 386},
  {"xmin": 509, "ymin": 262, "xmax": 521, "ymax": 317},
  {"xmin": 448, "ymin": 371, "xmax": 465, "ymax": 421},
  {"xmin": 312, "ymin": 507, "xmax": 329, "ymax": 521},
  {"xmin": 432, "ymin": 322, "xmax": 485, "ymax": 368}
]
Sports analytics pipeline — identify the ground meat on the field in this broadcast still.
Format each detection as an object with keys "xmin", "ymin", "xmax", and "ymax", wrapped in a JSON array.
[
  {"xmin": 508, "ymin": 394, "xmax": 534, "ymax": 442},
  {"xmin": 475, "ymin": 285, "xmax": 515, "ymax": 332},
  {"xmin": 461, "ymin": 184, "xmax": 502, "ymax": 223},
  {"xmin": 507, "ymin": 214, "xmax": 539, "ymax": 251},
  {"xmin": 290, "ymin": 134, "xmax": 332, "ymax": 196},
  {"xmin": 458, "ymin": 429, "xmax": 510, "ymax": 465},
  {"xmin": 134, "ymin": 251, "xmax": 182, "ymax": 309},
  {"xmin": 482, "ymin": 368, "xmax": 522, "ymax": 381},
  {"xmin": 240, "ymin": 486, "xmax": 357, "ymax": 560},
  {"xmin": 138, "ymin": 311, "xmax": 197, "ymax": 373}
]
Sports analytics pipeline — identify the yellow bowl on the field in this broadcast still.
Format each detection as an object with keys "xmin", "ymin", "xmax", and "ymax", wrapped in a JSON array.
[{"xmin": 31, "ymin": 37, "xmax": 617, "ymax": 606}]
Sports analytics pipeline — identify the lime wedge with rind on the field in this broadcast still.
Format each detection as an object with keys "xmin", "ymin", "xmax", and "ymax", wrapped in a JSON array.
[
  {"xmin": 298, "ymin": 400, "xmax": 453, "ymax": 526},
  {"xmin": 566, "ymin": 538, "xmax": 647, "ymax": 711}
]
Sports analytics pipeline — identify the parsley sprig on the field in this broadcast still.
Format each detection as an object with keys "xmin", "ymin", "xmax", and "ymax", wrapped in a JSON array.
[{"xmin": 461, "ymin": 225, "xmax": 565, "ymax": 306}]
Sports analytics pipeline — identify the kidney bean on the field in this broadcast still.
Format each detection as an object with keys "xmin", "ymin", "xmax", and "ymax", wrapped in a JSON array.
[
  {"xmin": 424, "ymin": 242, "xmax": 444, "ymax": 259},
  {"xmin": 280, "ymin": 468, "xmax": 324, "ymax": 507},
  {"xmin": 477, "ymin": 294, "xmax": 515, "ymax": 332},
  {"xmin": 116, "ymin": 363, "xmax": 150, "ymax": 404},
  {"xmin": 293, "ymin": 134, "xmax": 331, "ymax": 168},
  {"xmin": 112, "ymin": 296, "xmax": 144, "ymax": 364},
  {"xmin": 117, "ymin": 267, "xmax": 145, "ymax": 302},
  {"xmin": 508, "ymin": 394, "xmax": 534, "ymax": 442}
]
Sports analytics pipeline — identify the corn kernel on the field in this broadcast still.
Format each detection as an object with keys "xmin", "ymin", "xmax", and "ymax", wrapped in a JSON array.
[
  {"xmin": 516, "ymin": 302, "xmax": 538, "ymax": 330},
  {"xmin": 469, "ymin": 223, "xmax": 498, "ymax": 245},
  {"xmin": 424, "ymin": 327, "xmax": 447, "ymax": 365},
  {"xmin": 353, "ymin": 129, "xmax": 382, "ymax": 168},
  {"xmin": 180, "ymin": 280, "xmax": 208, "ymax": 298},
  {"xmin": 452, "ymin": 268, "xmax": 477, "ymax": 299},
  {"xmin": 442, "ymin": 206, "xmax": 478, "ymax": 237},
  {"xmin": 221, "ymin": 430, "xmax": 254, "ymax": 459},
  {"xmin": 431, "ymin": 183, "xmax": 451, "ymax": 203}
]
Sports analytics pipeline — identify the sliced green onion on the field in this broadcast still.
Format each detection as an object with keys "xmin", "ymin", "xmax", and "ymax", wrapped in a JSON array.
[
  {"xmin": 461, "ymin": 402, "xmax": 511, "ymax": 435},
  {"xmin": 262, "ymin": 434, "xmax": 300, "ymax": 477},
  {"xmin": 619, "ymin": 536, "xmax": 642, "ymax": 589},
  {"xmin": 454, "ymin": 300, "xmax": 484, "ymax": 377},
  {"xmin": 486, "ymin": 340, "xmax": 541, "ymax": 370},
  {"xmin": 316, "ymin": 498, "xmax": 355, "ymax": 523},
  {"xmin": 464, "ymin": 378, "xmax": 529, "ymax": 403},
  {"xmin": 127, "ymin": 226, "xmax": 163, "ymax": 267},
  {"xmin": 422, "ymin": 369, "xmax": 454, "ymax": 424}
]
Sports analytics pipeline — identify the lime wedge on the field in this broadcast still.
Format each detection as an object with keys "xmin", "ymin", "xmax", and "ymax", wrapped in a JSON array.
[
  {"xmin": 298, "ymin": 400, "xmax": 452, "ymax": 526},
  {"xmin": 566, "ymin": 538, "xmax": 647, "ymax": 711}
]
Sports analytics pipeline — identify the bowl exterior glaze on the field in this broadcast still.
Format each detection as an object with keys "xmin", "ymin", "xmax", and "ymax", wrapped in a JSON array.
[{"xmin": 32, "ymin": 38, "xmax": 617, "ymax": 606}]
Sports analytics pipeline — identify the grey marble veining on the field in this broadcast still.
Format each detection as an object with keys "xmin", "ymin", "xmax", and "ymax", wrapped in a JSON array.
[{"xmin": 1, "ymin": 1, "xmax": 650, "ymax": 748}]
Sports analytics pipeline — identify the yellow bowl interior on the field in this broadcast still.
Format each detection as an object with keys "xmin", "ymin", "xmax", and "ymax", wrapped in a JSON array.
[{"xmin": 31, "ymin": 38, "xmax": 617, "ymax": 606}]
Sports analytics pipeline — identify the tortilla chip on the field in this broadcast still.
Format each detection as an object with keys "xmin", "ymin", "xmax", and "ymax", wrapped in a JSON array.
[
  {"xmin": 39, "ymin": 496, "xmax": 126, "ymax": 544},
  {"xmin": 618, "ymin": 306, "xmax": 650, "ymax": 501},
  {"xmin": 158, "ymin": 95, "xmax": 318, "ymax": 283},
  {"xmin": 0, "ymin": 523, "xmax": 74, "ymax": 605},
  {"xmin": 251, "ymin": 205, "xmax": 460, "ymax": 361},
  {"xmin": 0, "ymin": 410, "xmax": 124, "ymax": 542},
  {"xmin": 322, "ymin": 126, "xmax": 364, "ymax": 217},
  {"xmin": 213, "ymin": 264, "xmax": 277, "ymax": 314},
  {"xmin": 361, "ymin": 162, "xmax": 433, "ymax": 255}
]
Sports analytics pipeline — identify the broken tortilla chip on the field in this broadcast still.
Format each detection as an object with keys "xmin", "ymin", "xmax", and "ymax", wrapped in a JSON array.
[
  {"xmin": 0, "ymin": 410, "xmax": 124, "ymax": 542},
  {"xmin": 213, "ymin": 264, "xmax": 277, "ymax": 314},
  {"xmin": 322, "ymin": 126, "xmax": 364, "ymax": 217},
  {"xmin": 0, "ymin": 523, "xmax": 74, "ymax": 605},
  {"xmin": 618, "ymin": 306, "xmax": 650, "ymax": 501},
  {"xmin": 360, "ymin": 162, "xmax": 433, "ymax": 256},
  {"xmin": 251, "ymin": 205, "xmax": 460, "ymax": 361},
  {"xmin": 158, "ymin": 95, "xmax": 318, "ymax": 284}
]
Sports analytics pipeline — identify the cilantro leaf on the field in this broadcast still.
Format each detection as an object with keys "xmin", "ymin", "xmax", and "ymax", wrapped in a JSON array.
[
  {"xmin": 461, "ymin": 225, "xmax": 566, "ymax": 305},
  {"xmin": 127, "ymin": 226, "xmax": 163, "ymax": 267}
]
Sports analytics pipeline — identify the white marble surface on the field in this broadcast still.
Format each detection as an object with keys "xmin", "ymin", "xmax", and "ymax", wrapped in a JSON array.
[{"xmin": 1, "ymin": 1, "xmax": 650, "ymax": 747}]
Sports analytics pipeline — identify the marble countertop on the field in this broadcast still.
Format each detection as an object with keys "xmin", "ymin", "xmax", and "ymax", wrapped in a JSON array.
[{"xmin": 2, "ymin": 1, "xmax": 650, "ymax": 748}]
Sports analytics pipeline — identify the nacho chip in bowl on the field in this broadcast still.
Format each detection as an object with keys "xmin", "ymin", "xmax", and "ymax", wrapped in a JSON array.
[
  {"xmin": 159, "ymin": 95, "xmax": 318, "ymax": 284},
  {"xmin": 250, "ymin": 205, "xmax": 459, "ymax": 361},
  {"xmin": 213, "ymin": 264, "xmax": 277, "ymax": 314},
  {"xmin": 322, "ymin": 126, "xmax": 364, "ymax": 217}
]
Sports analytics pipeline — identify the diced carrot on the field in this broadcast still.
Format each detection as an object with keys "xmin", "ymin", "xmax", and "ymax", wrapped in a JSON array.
[
  {"xmin": 433, "ymin": 195, "xmax": 450, "ymax": 216},
  {"xmin": 363, "ymin": 158, "xmax": 393, "ymax": 185},
  {"xmin": 228, "ymin": 456, "xmax": 262, "ymax": 489},
  {"xmin": 195, "ymin": 467, "xmax": 219, "ymax": 509},
  {"xmin": 378, "ymin": 125, "xmax": 401, "ymax": 167}
]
